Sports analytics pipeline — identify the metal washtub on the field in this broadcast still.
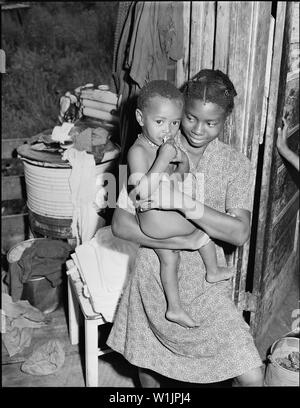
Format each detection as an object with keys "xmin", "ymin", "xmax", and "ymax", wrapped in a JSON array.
[{"xmin": 22, "ymin": 158, "xmax": 116, "ymax": 218}]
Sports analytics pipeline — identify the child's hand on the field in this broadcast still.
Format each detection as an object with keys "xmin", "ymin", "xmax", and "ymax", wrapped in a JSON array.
[
  {"xmin": 276, "ymin": 110, "xmax": 299, "ymax": 170},
  {"xmin": 276, "ymin": 112, "xmax": 289, "ymax": 155},
  {"xmin": 159, "ymin": 139, "xmax": 181, "ymax": 162}
]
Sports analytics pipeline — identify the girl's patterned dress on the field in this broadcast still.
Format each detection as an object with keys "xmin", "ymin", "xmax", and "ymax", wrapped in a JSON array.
[{"xmin": 107, "ymin": 136, "xmax": 263, "ymax": 383}]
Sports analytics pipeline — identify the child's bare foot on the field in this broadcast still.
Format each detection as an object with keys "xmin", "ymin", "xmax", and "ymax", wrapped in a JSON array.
[
  {"xmin": 206, "ymin": 266, "xmax": 234, "ymax": 283},
  {"xmin": 166, "ymin": 308, "xmax": 198, "ymax": 328}
]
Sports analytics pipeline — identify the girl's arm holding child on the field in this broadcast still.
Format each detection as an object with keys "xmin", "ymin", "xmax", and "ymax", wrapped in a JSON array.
[{"xmin": 111, "ymin": 206, "xmax": 206, "ymax": 250}]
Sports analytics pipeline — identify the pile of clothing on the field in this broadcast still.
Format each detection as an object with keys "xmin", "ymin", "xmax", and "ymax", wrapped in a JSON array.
[
  {"xmin": 7, "ymin": 239, "xmax": 71, "ymax": 303},
  {"xmin": 80, "ymin": 85, "xmax": 119, "ymax": 124}
]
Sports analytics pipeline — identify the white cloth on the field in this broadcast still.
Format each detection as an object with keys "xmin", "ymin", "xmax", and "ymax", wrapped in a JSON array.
[
  {"xmin": 62, "ymin": 148, "xmax": 101, "ymax": 246},
  {"xmin": 51, "ymin": 122, "xmax": 74, "ymax": 142},
  {"xmin": 73, "ymin": 226, "xmax": 139, "ymax": 321}
]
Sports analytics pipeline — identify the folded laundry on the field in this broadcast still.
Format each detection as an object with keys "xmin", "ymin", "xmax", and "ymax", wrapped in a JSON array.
[
  {"xmin": 82, "ymin": 98, "xmax": 117, "ymax": 113},
  {"xmin": 83, "ymin": 107, "xmax": 119, "ymax": 123},
  {"xmin": 21, "ymin": 339, "xmax": 65, "ymax": 376}
]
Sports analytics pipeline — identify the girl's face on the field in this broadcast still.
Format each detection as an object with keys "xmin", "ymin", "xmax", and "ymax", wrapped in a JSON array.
[
  {"xmin": 181, "ymin": 98, "xmax": 226, "ymax": 148},
  {"xmin": 136, "ymin": 96, "xmax": 183, "ymax": 146}
]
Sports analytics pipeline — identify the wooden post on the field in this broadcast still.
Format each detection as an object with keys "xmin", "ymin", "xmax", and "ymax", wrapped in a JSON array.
[
  {"xmin": 85, "ymin": 319, "xmax": 99, "ymax": 387},
  {"xmin": 67, "ymin": 275, "xmax": 80, "ymax": 345}
]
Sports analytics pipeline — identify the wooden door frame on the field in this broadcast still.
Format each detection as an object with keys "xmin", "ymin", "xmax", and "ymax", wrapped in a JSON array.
[{"xmin": 249, "ymin": 1, "xmax": 299, "ymax": 338}]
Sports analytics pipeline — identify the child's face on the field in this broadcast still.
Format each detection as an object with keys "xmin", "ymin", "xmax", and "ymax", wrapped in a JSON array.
[
  {"xmin": 136, "ymin": 96, "xmax": 183, "ymax": 146},
  {"xmin": 181, "ymin": 98, "xmax": 226, "ymax": 148}
]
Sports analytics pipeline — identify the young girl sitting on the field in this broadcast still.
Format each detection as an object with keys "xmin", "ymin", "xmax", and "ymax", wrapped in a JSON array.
[{"xmin": 127, "ymin": 80, "xmax": 233, "ymax": 328}]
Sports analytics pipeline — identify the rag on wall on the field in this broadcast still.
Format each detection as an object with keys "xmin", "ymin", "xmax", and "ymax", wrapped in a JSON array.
[
  {"xmin": 112, "ymin": 1, "xmax": 184, "ymax": 161},
  {"xmin": 62, "ymin": 148, "xmax": 101, "ymax": 246}
]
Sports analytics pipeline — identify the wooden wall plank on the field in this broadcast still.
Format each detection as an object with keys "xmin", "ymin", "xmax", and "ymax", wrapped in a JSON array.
[
  {"xmin": 223, "ymin": 1, "xmax": 253, "ymax": 149},
  {"xmin": 214, "ymin": 2, "xmax": 272, "ymax": 308},
  {"xmin": 269, "ymin": 195, "xmax": 299, "ymax": 276},
  {"xmin": 226, "ymin": 2, "xmax": 271, "ymax": 154},
  {"xmin": 189, "ymin": 1, "xmax": 215, "ymax": 78},
  {"xmin": 259, "ymin": 17, "xmax": 275, "ymax": 144},
  {"xmin": 255, "ymin": 248, "xmax": 298, "ymax": 342},
  {"xmin": 214, "ymin": 2, "xmax": 231, "ymax": 74},
  {"xmin": 176, "ymin": 1, "xmax": 191, "ymax": 87}
]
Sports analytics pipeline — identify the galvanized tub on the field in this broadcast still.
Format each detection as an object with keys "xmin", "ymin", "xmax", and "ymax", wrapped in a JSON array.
[{"xmin": 264, "ymin": 335, "xmax": 299, "ymax": 386}]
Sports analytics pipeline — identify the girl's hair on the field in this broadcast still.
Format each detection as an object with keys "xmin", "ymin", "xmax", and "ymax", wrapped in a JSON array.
[
  {"xmin": 137, "ymin": 80, "xmax": 184, "ymax": 111},
  {"xmin": 181, "ymin": 69, "xmax": 237, "ymax": 115}
]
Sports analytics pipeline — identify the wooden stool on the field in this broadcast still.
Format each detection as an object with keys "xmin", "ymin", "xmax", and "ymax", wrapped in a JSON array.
[
  {"xmin": 65, "ymin": 226, "xmax": 139, "ymax": 387},
  {"xmin": 66, "ymin": 259, "xmax": 113, "ymax": 387}
]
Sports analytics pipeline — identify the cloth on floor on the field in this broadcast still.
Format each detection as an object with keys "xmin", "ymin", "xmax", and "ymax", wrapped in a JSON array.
[
  {"xmin": 62, "ymin": 147, "xmax": 103, "ymax": 246},
  {"xmin": 1, "ymin": 293, "xmax": 48, "ymax": 356},
  {"xmin": 2, "ymin": 327, "xmax": 33, "ymax": 357},
  {"xmin": 2, "ymin": 293, "xmax": 47, "ymax": 323},
  {"xmin": 21, "ymin": 339, "xmax": 65, "ymax": 376},
  {"xmin": 8, "ymin": 239, "xmax": 71, "ymax": 302}
]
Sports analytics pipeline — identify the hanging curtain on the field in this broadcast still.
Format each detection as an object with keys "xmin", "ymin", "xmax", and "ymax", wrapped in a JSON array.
[{"xmin": 112, "ymin": 1, "xmax": 184, "ymax": 162}]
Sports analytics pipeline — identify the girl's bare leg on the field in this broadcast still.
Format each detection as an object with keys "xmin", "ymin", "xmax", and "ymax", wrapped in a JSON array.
[
  {"xmin": 199, "ymin": 240, "xmax": 234, "ymax": 283},
  {"xmin": 232, "ymin": 366, "xmax": 264, "ymax": 387},
  {"xmin": 155, "ymin": 248, "xmax": 198, "ymax": 328}
]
